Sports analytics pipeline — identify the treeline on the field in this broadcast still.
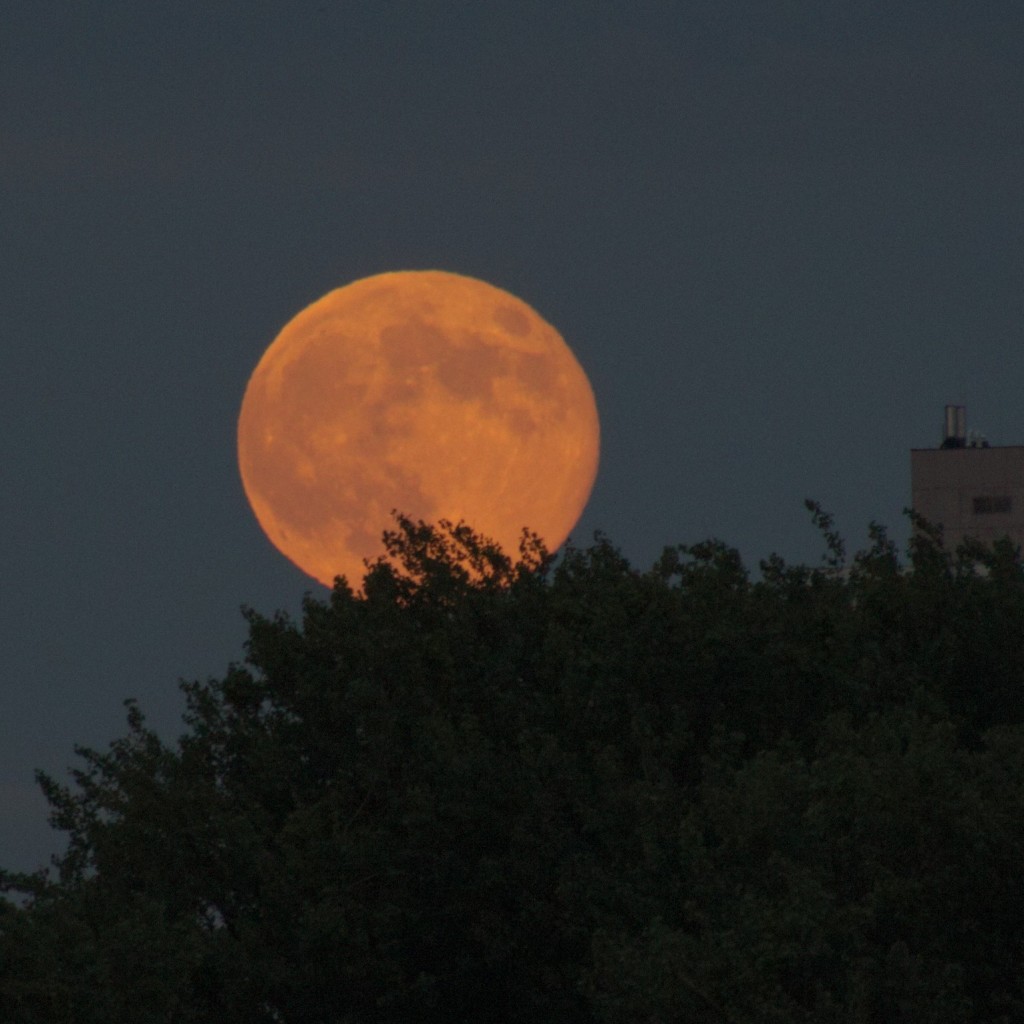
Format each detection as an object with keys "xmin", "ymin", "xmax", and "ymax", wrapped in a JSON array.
[{"xmin": 2, "ymin": 506, "xmax": 1024, "ymax": 1023}]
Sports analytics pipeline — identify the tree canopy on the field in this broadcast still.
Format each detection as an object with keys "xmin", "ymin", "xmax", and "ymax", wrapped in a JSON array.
[{"xmin": 3, "ymin": 507, "xmax": 1024, "ymax": 1023}]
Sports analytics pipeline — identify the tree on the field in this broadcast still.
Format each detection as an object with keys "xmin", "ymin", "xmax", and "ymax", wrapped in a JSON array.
[{"xmin": 3, "ymin": 511, "xmax": 1024, "ymax": 1022}]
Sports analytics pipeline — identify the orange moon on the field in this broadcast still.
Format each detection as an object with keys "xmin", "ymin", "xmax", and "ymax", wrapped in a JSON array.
[{"xmin": 237, "ymin": 270, "xmax": 600, "ymax": 587}]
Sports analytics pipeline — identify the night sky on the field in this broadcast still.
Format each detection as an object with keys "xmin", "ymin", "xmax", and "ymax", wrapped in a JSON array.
[{"xmin": 3, "ymin": 3, "xmax": 1022, "ymax": 873}]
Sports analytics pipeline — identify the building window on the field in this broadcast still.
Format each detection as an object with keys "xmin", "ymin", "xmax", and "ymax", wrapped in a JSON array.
[{"xmin": 973, "ymin": 495, "xmax": 1012, "ymax": 515}]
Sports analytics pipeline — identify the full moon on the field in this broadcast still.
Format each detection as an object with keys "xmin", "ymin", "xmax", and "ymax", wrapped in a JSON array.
[{"xmin": 237, "ymin": 270, "xmax": 600, "ymax": 588}]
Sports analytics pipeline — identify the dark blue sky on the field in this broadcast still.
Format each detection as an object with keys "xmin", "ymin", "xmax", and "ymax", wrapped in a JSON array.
[{"xmin": 2, "ymin": 2, "xmax": 1022, "ymax": 872}]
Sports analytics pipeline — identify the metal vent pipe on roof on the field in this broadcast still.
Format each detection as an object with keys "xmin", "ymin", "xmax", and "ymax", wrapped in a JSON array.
[{"xmin": 942, "ymin": 404, "xmax": 966, "ymax": 448}]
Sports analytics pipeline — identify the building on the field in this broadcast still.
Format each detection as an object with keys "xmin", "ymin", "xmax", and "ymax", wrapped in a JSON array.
[{"xmin": 910, "ymin": 405, "xmax": 1024, "ymax": 550}]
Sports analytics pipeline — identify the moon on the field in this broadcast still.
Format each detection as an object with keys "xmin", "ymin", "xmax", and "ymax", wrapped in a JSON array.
[{"xmin": 237, "ymin": 270, "xmax": 600, "ymax": 588}]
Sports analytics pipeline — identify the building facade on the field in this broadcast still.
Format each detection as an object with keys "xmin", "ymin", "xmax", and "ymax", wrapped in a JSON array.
[{"xmin": 910, "ymin": 406, "xmax": 1024, "ymax": 550}]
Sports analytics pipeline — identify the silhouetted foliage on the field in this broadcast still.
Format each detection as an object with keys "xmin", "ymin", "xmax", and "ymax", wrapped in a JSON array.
[{"xmin": 3, "ymin": 510, "xmax": 1024, "ymax": 1022}]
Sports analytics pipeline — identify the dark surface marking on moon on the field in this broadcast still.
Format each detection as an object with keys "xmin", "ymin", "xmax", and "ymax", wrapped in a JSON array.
[
  {"xmin": 505, "ymin": 406, "xmax": 539, "ymax": 436},
  {"xmin": 436, "ymin": 338, "xmax": 509, "ymax": 401},
  {"xmin": 492, "ymin": 304, "xmax": 531, "ymax": 337},
  {"xmin": 379, "ymin": 318, "xmax": 445, "ymax": 369},
  {"xmin": 278, "ymin": 330, "xmax": 361, "ymax": 413},
  {"xmin": 512, "ymin": 351, "xmax": 564, "ymax": 414}
]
